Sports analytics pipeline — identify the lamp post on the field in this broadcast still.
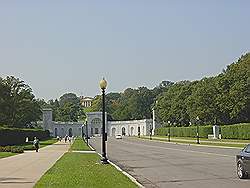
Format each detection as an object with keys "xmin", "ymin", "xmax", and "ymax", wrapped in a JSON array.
[
  {"xmin": 85, "ymin": 121, "xmax": 88, "ymax": 145},
  {"xmin": 196, "ymin": 116, "xmax": 200, "ymax": 144},
  {"xmin": 149, "ymin": 123, "xmax": 152, "ymax": 140},
  {"xmin": 100, "ymin": 78, "xmax": 108, "ymax": 164},
  {"xmin": 151, "ymin": 100, "xmax": 158, "ymax": 140},
  {"xmin": 168, "ymin": 121, "xmax": 171, "ymax": 142}
]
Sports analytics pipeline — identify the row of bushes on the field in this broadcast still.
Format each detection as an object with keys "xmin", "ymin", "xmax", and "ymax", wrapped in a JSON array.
[
  {"xmin": 155, "ymin": 123, "xmax": 250, "ymax": 139},
  {"xmin": 156, "ymin": 125, "xmax": 213, "ymax": 138},
  {"xmin": 221, "ymin": 123, "xmax": 250, "ymax": 139},
  {"xmin": 0, "ymin": 127, "xmax": 50, "ymax": 146},
  {"xmin": 0, "ymin": 146, "xmax": 24, "ymax": 153}
]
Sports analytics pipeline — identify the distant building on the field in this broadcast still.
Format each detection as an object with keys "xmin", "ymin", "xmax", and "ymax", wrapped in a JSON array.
[
  {"xmin": 80, "ymin": 96, "xmax": 94, "ymax": 108},
  {"xmin": 42, "ymin": 109, "xmax": 158, "ymax": 138}
]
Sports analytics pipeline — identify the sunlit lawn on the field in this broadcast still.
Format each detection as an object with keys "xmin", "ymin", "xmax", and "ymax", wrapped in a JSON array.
[
  {"xmin": 70, "ymin": 138, "xmax": 92, "ymax": 151},
  {"xmin": 0, "ymin": 152, "xmax": 18, "ymax": 159},
  {"xmin": 141, "ymin": 136, "xmax": 249, "ymax": 148},
  {"xmin": 35, "ymin": 153, "xmax": 137, "ymax": 188},
  {"xmin": 35, "ymin": 138, "xmax": 137, "ymax": 188}
]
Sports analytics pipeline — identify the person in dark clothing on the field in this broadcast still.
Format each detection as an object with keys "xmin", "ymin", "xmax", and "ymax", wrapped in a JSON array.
[{"xmin": 33, "ymin": 137, "xmax": 39, "ymax": 152}]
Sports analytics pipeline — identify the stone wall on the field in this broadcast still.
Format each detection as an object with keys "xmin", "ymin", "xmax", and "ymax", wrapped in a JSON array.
[
  {"xmin": 42, "ymin": 109, "xmax": 160, "ymax": 138},
  {"xmin": 108, "ymin": 119, "xmax": 153, "ymax": 137},
  {"xmin": 42, "ymin": 109, "xmax": 83, "ymax": 137}
]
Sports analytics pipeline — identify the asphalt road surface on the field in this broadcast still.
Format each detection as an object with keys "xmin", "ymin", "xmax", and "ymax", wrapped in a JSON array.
[{"xmin": 89, "ymin": 137, "xmax": 250, "ymax": 188}]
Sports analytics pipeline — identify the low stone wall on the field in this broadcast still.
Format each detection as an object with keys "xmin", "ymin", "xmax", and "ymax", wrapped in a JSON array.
[
  {"xmin": 47, "ymin": 122, "xmax": 83, "ymax": 137},
  {"xmin": 108, "ymin": 119, "xmax": 153, "ymax": 137}
]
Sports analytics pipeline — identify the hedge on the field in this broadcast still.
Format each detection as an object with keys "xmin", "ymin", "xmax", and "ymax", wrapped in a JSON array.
[
  {"xmin": 155, "ymin": 125, "xmax": 213, "ymax": 138},
  {"xmin": 155, "ymin": 123, "xmax": 250, "ymax": 140},
  {"xmin": 0, "ymin": 127, "xmax": 50, "ymax": 146},
  {"xmin": 0, "ymin": 146, "xmax": 24, "ymax": 153},
  {"xmin": 221, "ymin": 123, "xmax": 250, "ymax": 139}
]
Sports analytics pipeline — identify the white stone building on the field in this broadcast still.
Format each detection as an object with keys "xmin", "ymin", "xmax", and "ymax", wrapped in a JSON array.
[
  {"xmin": 42, "ymin": 109, "xmax": 160, "ymax": 138},
  {"xmin": 80, "ymin": 96, "xmax": 94, "ymax": 108},
  {"xmin": 42, "ymin": 109, "xmax": 83, "ymax": 137}
]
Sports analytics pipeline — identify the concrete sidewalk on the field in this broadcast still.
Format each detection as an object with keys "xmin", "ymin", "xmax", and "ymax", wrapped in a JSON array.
[{"xmin": 0, "ymin": 142, "xmax": 70, "ymax": 188}]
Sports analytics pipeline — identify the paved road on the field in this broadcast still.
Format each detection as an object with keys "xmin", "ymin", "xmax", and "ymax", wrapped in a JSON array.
[
  {"xmin": 0, "ymin": 142, "xmax": 70, "ymax": 188},
  {"xmin": 89, "ymin": 137, "xmax": 250, "ymax": 188}
]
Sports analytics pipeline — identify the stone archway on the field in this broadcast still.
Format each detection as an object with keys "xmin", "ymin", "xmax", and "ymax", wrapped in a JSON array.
[
  {"xmin": 55, "ymin": 128, "xmax": 58, "ymax": 137},
  {"xmin": 131, "ymin": 127, "xmax": 134, "ymax": 136},
  {"xmin": 122, "ymin": 127, "xmax": 126, "ymax": 136},
  {"xmin": 111, "ymin": 127, "xmax": 116, "ymax": 137},
  {"xmin": 61, "ymin": 128, "xmax": 64, "ymax": 137},
  {"xmin": 68, "ymin": 128, "xmax": 73, "ymax": 137}
]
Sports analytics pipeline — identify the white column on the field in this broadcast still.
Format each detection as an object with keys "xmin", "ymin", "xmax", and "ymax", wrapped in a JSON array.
[{"xmin": 152, "ymin": 108, "xmax": 156, "ymax": 135}]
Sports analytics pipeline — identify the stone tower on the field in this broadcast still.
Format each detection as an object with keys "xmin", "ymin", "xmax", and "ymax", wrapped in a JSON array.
[{"xmin": 42, "ymin": 108, "xmax": 53, "ymax": 131}]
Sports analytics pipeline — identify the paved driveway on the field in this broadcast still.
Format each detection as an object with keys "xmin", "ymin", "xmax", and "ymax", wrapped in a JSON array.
[
  {"xmin": 89, "ymin": 137, "xmax": 250, "ymax": 188},
  {"xmin": 0, "ymin": 142, "xmax": 70, "ymax": 188}
]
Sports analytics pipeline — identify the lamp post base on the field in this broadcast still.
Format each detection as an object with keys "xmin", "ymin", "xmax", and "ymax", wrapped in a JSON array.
[{"xmin": 101, "ymin": 157, "xmax": 109, "ymax": 164}]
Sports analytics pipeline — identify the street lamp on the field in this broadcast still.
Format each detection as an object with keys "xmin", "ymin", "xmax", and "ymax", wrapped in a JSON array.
[
  {"xmin": 168, "ymin": 121, "xmax": 171, "ymax": 142},
  {"xmin": 149, "ymin": 123, "xmax": 152, "ymax": 140},
  {"xmin": 85, "ymin": 121, "xmax": 89, "ymax": 145},
  {"xmin": 196, "ymin": 116, "xmax": 200, "ymax": 144},
  {"xmin": 100, "ymin": 78, "xmax": 108, "ymax": 164}
]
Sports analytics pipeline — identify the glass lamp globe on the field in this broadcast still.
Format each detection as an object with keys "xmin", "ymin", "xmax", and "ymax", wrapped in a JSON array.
[{"xmin": 100, "ymin": 78, "xmax": 107, "ymax": 90}]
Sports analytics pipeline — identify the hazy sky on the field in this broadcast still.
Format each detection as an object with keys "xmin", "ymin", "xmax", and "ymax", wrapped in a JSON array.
[{"xmin": 0, "ymin": 1, "xmax": 249, "ymax": 100}]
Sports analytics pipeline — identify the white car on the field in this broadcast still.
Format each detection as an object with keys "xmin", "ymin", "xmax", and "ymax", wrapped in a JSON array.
[{"xmin": 115, "ymin": 135, "xmax": 122, "ymax": 139}]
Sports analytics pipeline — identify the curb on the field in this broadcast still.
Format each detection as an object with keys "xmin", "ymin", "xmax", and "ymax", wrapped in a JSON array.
[
  {"xmin": 72, "ymin": 151, "xmax": 96, "ymax": 153},
  {"xmin": 108, "ymin": 159, "xmax": 144, "ymax": 188},
  {"xmin": 92, "ymin": 148, "xmax": 144, "ymax": 188}
]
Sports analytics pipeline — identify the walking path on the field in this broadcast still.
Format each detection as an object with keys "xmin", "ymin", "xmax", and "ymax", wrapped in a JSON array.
[{"xmin": 0, "ymin": 142, "xmax": 70, "ymax": 188}]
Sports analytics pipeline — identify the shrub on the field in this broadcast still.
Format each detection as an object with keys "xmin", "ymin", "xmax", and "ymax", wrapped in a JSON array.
[
  {"xmin": 156, "ymin": 125, "xmax": 213, "ymax": 138},
  {"xmin": 221, "ymin": 123, "xmax": 250, "ymax": 139},
  {"xmin": 11, "ymin": 146, "xmax": 24, "ymax": 153},
  {"xmin": 0, "ymin": 145, "xmax": 24, "ymax": 153},
  {"xmin": 0, "ymin": 127, "xmax": 50, "ymax": 146},
  {"xmin": 156, "ymin": 123, "xmax": 250, "ymax": 140},
  {"xmin": 0, "ymin": 146, "xmax": 12, "ymax": 152}
]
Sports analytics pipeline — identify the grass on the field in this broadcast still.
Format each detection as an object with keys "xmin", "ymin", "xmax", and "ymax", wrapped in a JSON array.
[
  {"xmin": 154, "ymin": 135, "xmax": 250, "ymax": 143},
  {"xmin": 70, "ymin": 138, "xmax": 92, "ymax": 151},
  {"xmin": 19, "ymin": 138, "xmax": 58, "ymax": 150},
  {"xmin": 35, "ymin": 153, "xmax": 137, "ymax": 188},
  {"xmin": 0, "ymin": 152, "xmax": 18, "ymax": 159},
  {"xmin": 141, "ymin": 136, "xmax": 249, "ymax": 148},
  {"xmin": 35, "ymin": 138, "xmax": 137, "ymax": 188}
]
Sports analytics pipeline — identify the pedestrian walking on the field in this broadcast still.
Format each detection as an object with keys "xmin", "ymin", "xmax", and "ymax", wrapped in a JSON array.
[
  {"xmin": 33, "ymin": 137, "xmax": 39, "ymax": 152},
  {"xmin": 69, "ymin": 136, "xmax": 72, "ymax": 144}
]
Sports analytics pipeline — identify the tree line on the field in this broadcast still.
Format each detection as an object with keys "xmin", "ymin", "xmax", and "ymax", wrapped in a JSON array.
[
  {"xmin": 1, "ymin": 53, "xmax": 249, "ymax": 128},
  {"xmin": 88, "ymin": 53, "xmax": 250, "ymax": 125},
  {"xmin": 0, "ymin": 77, "xmax": 85, "ymax": 128},
  {"xmin": 43, "ymin": 93, "xmax": 85, "ymax": 122}
]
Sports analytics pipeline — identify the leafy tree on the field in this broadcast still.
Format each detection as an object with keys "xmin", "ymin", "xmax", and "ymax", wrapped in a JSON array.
[
  {"xmin": 46, "ymin": 93, "xmax": 86, "ymax": 122},
  {"xmin": 0, "ymin": 76, "xmax": 41, "ymax": 127}
]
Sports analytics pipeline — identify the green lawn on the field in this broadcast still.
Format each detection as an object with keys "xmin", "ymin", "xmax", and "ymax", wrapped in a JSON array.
[
  {"xmin": 141, "ymin": 136, "xmax": 249, "ymax": 148},
  {"xmin": 153, "ymin": 135, "xmax": 250, "ymax": 143},
  {"xmin": 20, "ymin": 138, "xmax": 58, "ymax": 150},
  {"xmin": 35, "ymin": 137, "xmax": 138, "ymax": 188},
  {"xmin": 70, "ymin": 138, "xmax": 92, "ymax": 151},
  {"xmin": 0, "ymin": 152, "xmax": 18, "ymax": 159},
  {"xmin": 35, "ymin": 153, "xmax": 137, "ymax": 188}
]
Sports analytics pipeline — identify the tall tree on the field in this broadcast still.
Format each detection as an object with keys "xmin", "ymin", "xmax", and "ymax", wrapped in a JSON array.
[{"xmin": 0, "ymin": 76, "xmax": 41, "ymax": 127}]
